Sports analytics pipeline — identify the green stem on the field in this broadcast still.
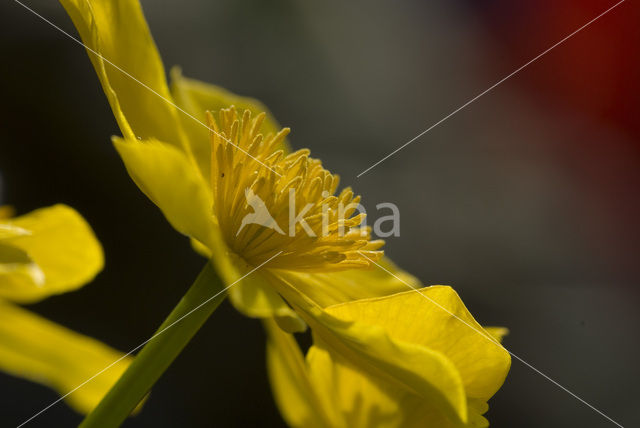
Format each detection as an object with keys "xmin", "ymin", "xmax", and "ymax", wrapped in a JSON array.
[{"xmin": 80, "ymin": 262, "xmax": 227, "ymax": 428}]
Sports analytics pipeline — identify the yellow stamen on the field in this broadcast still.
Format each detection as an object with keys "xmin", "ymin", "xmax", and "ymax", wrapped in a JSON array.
[{"xmin": 207, "ymin": 107, "xmax": 383, "ymax": 271}]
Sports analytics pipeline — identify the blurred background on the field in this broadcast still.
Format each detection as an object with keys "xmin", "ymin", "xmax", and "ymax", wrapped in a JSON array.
[{"xmin": 1, "ymin": 0, "xmax": 639, "ymax": 426}]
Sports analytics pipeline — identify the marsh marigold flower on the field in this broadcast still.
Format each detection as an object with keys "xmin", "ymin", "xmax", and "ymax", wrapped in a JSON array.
[
  {"xmin": 60, "ymin": 0, "xmax": 511, "ymax": 425},
  {"xmin": 0, "ymin": 204, "xmax": 133, "ymax": 414},
  {"xmin": 60, "ymin": 0, "xmax": 407, "ymax": 327}
]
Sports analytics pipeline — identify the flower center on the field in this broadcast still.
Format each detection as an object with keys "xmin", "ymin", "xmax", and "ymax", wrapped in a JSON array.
[{"xmin": 208, "ymin": 107, "xmax": 383, "ymax": 271}]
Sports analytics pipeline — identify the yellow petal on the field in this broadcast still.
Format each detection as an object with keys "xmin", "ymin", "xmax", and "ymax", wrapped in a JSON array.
[
  {"xmin": 0, "ymin": 243, "xmax": 44, "ymax": 286},
  {"xmin": 0, "ymin": 301, "xmax": 132, "ymax": 414},
  {"xmin": 0, "ymin": 223, "xmax": 31, "ymax": 240},
  {"xmin": 484, "ymin": 326, "xmax": 509, "ymax": 343},
  {"xmin": 170, "ymin": 69, "xmax": 289, "ymax": 181},
  {"xmin": 170, "ymin": 68, "xmax": 290, "ymax": 167},
  {"xmin": 0, "ymin": 204, "xmax": 103, "ymax": 303},
  {"xmin": 112, "ymin": 137, "xmax": 240, "ymax": 287},
  {"xmin": 266, "ymin": 273, "xmax": 469, "ymax": 425},
  {"xmin": 113, "ymin": 138, "xmax": 214, "ymax": 249},
  {"xmin": 466, "ymin": 398, "xmax": 490, "ymax": 428},
  {"xmin": 277, "ymin": 257, "xmax": 420, "ymax": 308},
  {"xmin": 325, "ymin": 286, "xmax": 511, "ymax": 402},
  {"xmin": 228, "ymin": 261, "xmax": 305, "ymax": 332},
  {"xmin": 305, "ymin": 345, "xmax": 394, "ymax": 428},
  {"xmin": 60, "ymin": 0, "xmax": 185, "ymax": 147},
  {"xmin": 267, "ymin": 315, "xmax": 490, "ymax": 428},
  {"xmin": 306, "ymin": 345, "xmax": 470, "ymax": 428},
  {"xmin": 264, "ymin": 318, "xmax": 332, "ymax": 427}
]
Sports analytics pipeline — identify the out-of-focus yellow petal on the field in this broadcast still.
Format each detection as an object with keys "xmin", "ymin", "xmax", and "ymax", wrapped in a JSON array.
[
  {"xmin": 0, "ymin": 223, "xmax": 31, "ymax": 240},
  {"xmin": 484, "ymin": 326, "xmax": 509, "ymax": 343},
  {"xmin": 276, "ymin": 257, "xmax": 420, "ymax": 308},
  {"xmin": 60, "ymin": 0, "xmax": 185, "ymax": 147},
  {"xmin": 264, "ymin": 318, "xmax": 333, "ymax": 428},
  {"xmin": 170, "ymin": 69, "xmax": 286, "ymax": 138},
  {"xmin": 0, "ymin": 301, "xmax": 132, "ymax": 415},
  {"xmin": 325, "ymin": 286, "xmax": 511, "ymax": 402},
  {"xmin": 0, "ymin": 204, "xmax": 103, "ymax": 303},
  {"xmin": 305, "ymin": 345, "xmax": 395, "ymax": 428},
  {"xmin": 266, "ymin": 273, "xmax": 469, "ymax": 425},
  {"xmin": 0, "ymin": 244, "xmax": 44, "ymax": 287},
  {"xmin": 170, "ymin": 68, "xmax": 290, "ymax": 179}
]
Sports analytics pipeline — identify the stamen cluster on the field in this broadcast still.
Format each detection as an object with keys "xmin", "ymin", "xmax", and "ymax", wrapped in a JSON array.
[{"xmin": 208, "ymin": 107, "xmax": 383, "ymax": 271}]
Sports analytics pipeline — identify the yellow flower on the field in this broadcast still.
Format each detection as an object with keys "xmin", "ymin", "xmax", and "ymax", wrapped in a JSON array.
[
  {"xmin": 0, "ymin": 204, "xmax": 132, "ymax": 414},
  {"xmin": 60, "ymin": 0, "xmax": 405, "ymax": 330},
  {"xmin": 60, "ymin": 0, "xmax": 510, "ymax": 425},
  {"xmin": 265, "ymin": 288, "xmax": 510, "ymax": 428}
]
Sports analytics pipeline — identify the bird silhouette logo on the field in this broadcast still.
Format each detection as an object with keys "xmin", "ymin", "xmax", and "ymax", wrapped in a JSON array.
[{"xmin": 236, "ymin": 188, "xmax": 285, "ymax": 236}]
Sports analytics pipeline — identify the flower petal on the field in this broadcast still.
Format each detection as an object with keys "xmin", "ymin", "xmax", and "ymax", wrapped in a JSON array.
[
  {"xmin": 171, "ymin": 68, "xmax": 289, "ymax": 148},
  {"xmin": 170, "ymin": 69, "xmax": 290, "ymax": 179},
  {"xmin": 325, "ymin": 286, "xmax": 511, "ymax": 401},
  {"xmin": 264, "ymin": 318, "xmax": 333, "ymax": 427},
  {"xmin": 113, "ymin": 138, "xmax": 213, "ymax": 247},
  {"xmin": 0, "ymin": 223, "xmax": 31, "ymax": 240},
  {"xmin": 484, "ymin": 326, "xmax": 509, "ymax": 343},
  {"xmin": 305, "ymin": 345, "xmax": 471, "ymax": 428},
  {"xmin": 228, "ymin": 261, "xmax": 305, "ymax": 332},
  {"xmin": 266, "ymin": 317, "xmax": 486, "ymax": 428},
  {"xmin": 60, "ymin": 0, "xmax": 185, "ymax": 146},
  {"xmin": 266, "ymin": 273, "xmax": 469, "ymax": 425},
  {"xmin": 276, "ymin": 257, "xmax": 420, "ymax": 308},
  {"xmin": 0, "ymin": 302, "xmax": 132, "ymax": 414},
  {"xmin": 0, "ymin": 243, "xmax": 44, "ymax": 287},
  {"xmin": 0, "ymin": 204, "xmax": 103, "ymax": 303},
  {"xmin": 112, "ymin": 137, "xmax": 240, "ymax": 286}
]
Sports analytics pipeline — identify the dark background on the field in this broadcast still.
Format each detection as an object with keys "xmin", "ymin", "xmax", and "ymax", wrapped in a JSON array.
[{"xmin": 1, "ymin": 0, "xmax": 639, "ymax": 426}]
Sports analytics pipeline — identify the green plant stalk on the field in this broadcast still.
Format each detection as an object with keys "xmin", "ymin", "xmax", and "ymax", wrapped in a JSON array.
[{"xmin": 80, "ymin": 262, "xmax": 226, "ymax": 428}]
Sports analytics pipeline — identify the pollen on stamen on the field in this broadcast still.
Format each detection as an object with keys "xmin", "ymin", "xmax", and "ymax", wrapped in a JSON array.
[{"xmin": 207, "ymin": 106, "xmax": 384, "ymax": 272}]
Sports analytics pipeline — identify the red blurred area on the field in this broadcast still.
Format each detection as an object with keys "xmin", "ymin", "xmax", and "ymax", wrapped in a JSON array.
[
  {"xmin": 478, "ymin": 0, "xmax": 638, "ymax": 141},
  {"xmin": 471, "ymin": 0, "xmax": 640, "ymax": 277}
]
